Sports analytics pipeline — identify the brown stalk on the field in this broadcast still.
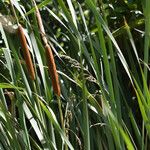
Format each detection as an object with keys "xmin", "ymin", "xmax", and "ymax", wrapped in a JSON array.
[
  {"xmin": 33, "ymin": 0, "xmax": 61, "ymax": 96},
  {"xmin": 18, "ymin": 24, "xmax": 35, "ymax": 80},
  {"xmin": 33, "ymin": 0, "xmax": 47, "ymax": 46}
]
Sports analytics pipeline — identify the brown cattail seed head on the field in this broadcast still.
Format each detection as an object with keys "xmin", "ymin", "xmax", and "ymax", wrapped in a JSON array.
[
  {"xmin": 45, "ymin": 44, "xmax": 60, "ymax": 96},
  {"xmin": 18, "ymin": 24, "xmax": 35, "ymax": 80}
]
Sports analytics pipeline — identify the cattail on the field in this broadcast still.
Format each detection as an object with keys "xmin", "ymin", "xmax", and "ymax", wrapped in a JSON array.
[
  {"xmin": 18, "ymin": 24, "xmax": 35, "ymax": 80},
  {"xmin": 32, "ymin": 0, "xmax": 61, "ymax": 96},
  {"xmin": 45, "ymin": 44, "xmax": 60, "ymax": 96}
]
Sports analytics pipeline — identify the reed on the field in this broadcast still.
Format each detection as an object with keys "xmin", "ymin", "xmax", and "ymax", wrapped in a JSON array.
[
  {"xmin": 18, "ymin": 24, "xmax": 35, "ymax": 80},
  {"xmin": 33, "ymin": 0, "xmax": 61, "ymax": 96}
]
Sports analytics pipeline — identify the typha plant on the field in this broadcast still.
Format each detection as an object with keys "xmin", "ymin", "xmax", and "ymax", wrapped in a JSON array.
[
  {"xmin": 3, "ymin": 0, "xmax": 36, "ymax": 81},
  {"xmin": 18, "ymin": 24, "xmax": 35, "ymax": 80},
  {"xmin": 45, "ymin": 44, "xmax": 60, "ymax": 96},
  {"xmin": 32, "ymin": 0, "xmax": 65, "ymax": 138},
  {"xmin": 32, "ymin": 0, "xmax": 60, "ymax": 97}
]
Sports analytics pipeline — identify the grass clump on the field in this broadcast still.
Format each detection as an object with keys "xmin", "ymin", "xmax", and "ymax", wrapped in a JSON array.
[{"xmin": 0, "ymin": 0, "xmax": 150, "ymax": 149}]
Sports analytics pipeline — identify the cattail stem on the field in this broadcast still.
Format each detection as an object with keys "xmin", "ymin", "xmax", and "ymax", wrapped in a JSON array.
[
  {"xmin": 18, "ymin": 24, "xmax": 35, "ymax": 80},
  {"xmin": 9, "ymin": 0, "xmax": 19, "ymax": 24},
  {"xmin": 33, "ymin": 0, "xmax": 47, "ymax": 45},
  {"xmin": 45, "ymin": 44, "xmax": 60, "ymax": 96},
  {"xmin": 32, "ymin": 1, "xmax": 66, "ymax": 148}
]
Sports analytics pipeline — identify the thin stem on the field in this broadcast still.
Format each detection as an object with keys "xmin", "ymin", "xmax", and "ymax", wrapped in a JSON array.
[
  {"xmin": 57, "ymin": 95, "xmax": 68, "ymax": 150},
  {"xmin": 9, "ymin": 0, "xmax": 19, "ymax": 24}
]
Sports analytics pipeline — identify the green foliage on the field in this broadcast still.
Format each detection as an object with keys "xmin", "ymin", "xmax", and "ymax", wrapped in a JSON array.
[{"xmin": 0, "ymin": 0, "xmax": 150, "ymax": 149}]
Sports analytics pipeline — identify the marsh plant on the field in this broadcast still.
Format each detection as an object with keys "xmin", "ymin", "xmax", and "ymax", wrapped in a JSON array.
[{"xmin": 0, "ymin": 0, "xmax": 150, "ymax": 150}]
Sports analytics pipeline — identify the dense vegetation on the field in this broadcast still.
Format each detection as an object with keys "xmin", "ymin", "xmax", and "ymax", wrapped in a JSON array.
[{"xmin": 0, "ymin": 0, "xmax": 150, "ymax": 149}]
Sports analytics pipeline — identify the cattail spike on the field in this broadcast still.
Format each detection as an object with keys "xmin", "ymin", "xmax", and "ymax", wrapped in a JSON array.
[
  {"xmin": 18, "ymin": 24, "xmax": 35, "ymax": 80},
  {"xmin": 45, "ymin": 44, "xmax": 60, "ymax": 96}
]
